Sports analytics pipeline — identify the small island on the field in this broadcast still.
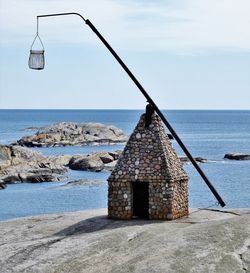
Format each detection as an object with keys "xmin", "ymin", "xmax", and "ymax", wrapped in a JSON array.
[{"xmin": 16, "ymin": 122, "xmax": 128, "ymax": 147}]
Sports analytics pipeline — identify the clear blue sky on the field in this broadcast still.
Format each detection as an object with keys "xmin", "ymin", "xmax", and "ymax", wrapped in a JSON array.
[{"xmin": 0, "ymin": 0, "xmax": 250, "ymax": 109}]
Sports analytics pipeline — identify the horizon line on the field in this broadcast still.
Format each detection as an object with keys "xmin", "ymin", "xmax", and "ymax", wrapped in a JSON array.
[{"xmin": 0, "ymin": 108, "xmax": 249, "ymax": 111}]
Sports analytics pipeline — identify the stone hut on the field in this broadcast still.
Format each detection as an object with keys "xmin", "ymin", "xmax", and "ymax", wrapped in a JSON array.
[{"xmin": 107, "ymin": 113, "xmax": 189, "ymax": 220}]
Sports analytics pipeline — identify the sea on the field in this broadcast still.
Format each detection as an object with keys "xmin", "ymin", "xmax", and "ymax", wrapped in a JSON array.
[{"xmin": 0, "ymin": 109, "xmax": 249, "ymax": 221}]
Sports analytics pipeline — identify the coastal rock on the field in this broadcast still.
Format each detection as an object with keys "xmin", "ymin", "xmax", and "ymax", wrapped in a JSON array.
[
  {"xmin": 224, "ymin": 153, "xmax": 250, "ymax": 160},
  {"xmin": 11, "ymin": 145, "xmax": 44, "ymax": 163},
  {"xmin": 67, "ymin": 151, "xmax": 208, "ymax": 173},
  {"xmin": 1, "ymin": 142, "xmax": 210, "ymax": 184},
  {"xmin": 107, "ymin": 150, "xmax": 122, "ymax": 160},
  {"xmin": 16, "ymin": 122, "xmax": 128, "ymax": 147},
  {"xmin": 22, "ymin": 126, "xmax": 43, "ymax": 131},
  {"xmin": 104, "ymin": 160, "xmax": 118, "ymax": 171},
  {"xmin": 68, "ymin": 151, "xmax": 122, "ymax": 172},
  {"xmin": 0, "ymin": 145, "xmax": 12, "ymax": 161},
  {"xmin": 1, "ymin": 164, "xmax": 66, "ymax": 184},
  {"xmin": 47, "ymin": 155, "xmax": 72, "ymax": 166},
  {"xmin": 0, "ymin": 181, "xmax": 7, "ymax": 190},
  {"xmin": 99, "ymin": 152, "xmax": 114, "ymax": 164},
  {"xmin": 0, "ymin": 145, "xmax": 12, "ymax": 169},
  {"xmin": 0, "ymin": 208, "xmax": 249, "ymax": 273},
  {"xmin": 0, "ymin": 145, "xmax": 67, "ymax": 184},
  {"xmin": 63, "ymin": 179, "xmax": 103, "ymax": 187},
  {"xmin": 69, "ymin": 156, "xmax": 104, "ymax": 172},
  {"xmin": 0, "ymin": 174, "xmax": 21, "ymax": 184},
  {"xmin": 179, "ymin": 156, "xmax": 208, "ymax": 164},
  {"xmin": 19, "ymin": 173, "xmax": 64, "ymax": 183}
]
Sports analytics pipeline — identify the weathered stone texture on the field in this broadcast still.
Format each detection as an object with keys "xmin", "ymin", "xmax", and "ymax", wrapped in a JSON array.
[
  {"xmin": 108, "ymin": 113, "xmax": 189, "ymax": 220},
  {"xmin": 17, "ymin": 122, "xmax": 128, "ymax": 147}
]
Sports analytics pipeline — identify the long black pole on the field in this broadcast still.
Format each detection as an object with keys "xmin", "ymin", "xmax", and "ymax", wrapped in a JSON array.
[{"xmin": 37, "ymin": 13, "xmax": 225, "ymax": 207}]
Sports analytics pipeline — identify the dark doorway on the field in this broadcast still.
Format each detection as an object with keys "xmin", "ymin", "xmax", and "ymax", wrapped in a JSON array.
[{"xmin": 132, "ymin": 182, "xmax": 149, "ymax": 219}]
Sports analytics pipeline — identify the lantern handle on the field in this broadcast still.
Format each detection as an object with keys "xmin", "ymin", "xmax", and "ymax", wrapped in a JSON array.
[{"xmin": 30, "ymin": 18, "xmax": 44, "ymax": 51}]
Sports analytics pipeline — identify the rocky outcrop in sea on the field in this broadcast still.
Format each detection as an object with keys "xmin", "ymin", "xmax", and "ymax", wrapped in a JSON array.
[
  {"xmin": 224, "ymin": 153, "xmax": 250, "ymax": 160},
  {"xmin": 0, "ymin": 145, "xmax": 67, "ymax": 185},
  {"xmin": 0, "ymin": 119, "xmax": 229, "ymax": 190},
  {"xmin": 17, "ymin": 122, "xmax": 128, "ymax": 147},
  {"xmin": 68, "ymin": 151, "xmax": 121, "ymax": 172},
  {"xmin": 62, "ymin": 179, "xmax": 103, "ymax": 187},
  {"xmin": 47, "ymin": 151, "xmax": 121, "ymax": 172},
  {"xmin": 1, "ymin": 142, "xmax": 212, "ymax": 189},
  {"xmin": 0, "ymin": 181, "xmax": 6, "ymax": 190},
  {"xmin": 0, "ymin": 144, "xmax": 123, "ymax": 187}
]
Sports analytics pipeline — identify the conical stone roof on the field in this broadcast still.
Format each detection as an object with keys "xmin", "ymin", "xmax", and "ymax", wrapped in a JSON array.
[{"xmin": 108, "ymin": 114, "xmax": 188, "ymax": 183}]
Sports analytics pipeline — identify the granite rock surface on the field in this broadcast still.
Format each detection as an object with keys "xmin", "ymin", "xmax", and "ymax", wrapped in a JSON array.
[
  {"xmin": 0, "ymin": 144, "xmax": 67, "ymax": 184},
  {"xmin": 17, "ymin": 122, "xmax": 128, "ymax": 147},
  {"xmin": 0, "ymin": 208, "xmax": 249, "ymax": 273},
  {"xmin": 224, "ymin": 153, "xmax": 250, "ymax": 160}
]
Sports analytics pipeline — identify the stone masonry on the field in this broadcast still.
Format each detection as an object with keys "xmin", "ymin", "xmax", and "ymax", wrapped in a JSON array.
[{"xmin": 108, "ymin": 113, "xmax": 189, "ymax": 220}]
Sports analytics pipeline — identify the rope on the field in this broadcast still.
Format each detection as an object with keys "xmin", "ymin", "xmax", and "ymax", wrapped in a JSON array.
[{"xmin": 30, "ymin": 17, "xmax": 44, "ymax": 51}]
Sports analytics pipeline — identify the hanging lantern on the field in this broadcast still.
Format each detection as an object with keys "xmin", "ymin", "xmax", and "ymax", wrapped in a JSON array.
[
  {"xmin": 29, "ymin": 50, "xmax": 45, "ymax": 70},
  {"xmin": 28, "ymin": 20, "xmax": 45, "ymax": 70}
]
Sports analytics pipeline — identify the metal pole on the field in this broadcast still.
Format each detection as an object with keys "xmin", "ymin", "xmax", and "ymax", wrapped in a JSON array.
[
  {"xmin": 36, "ymin": 13, "xmax": 226, "ymax": 207},
  {"xmin": 37, "ymin": 12, "xmax": 86, "ymax": 22}
]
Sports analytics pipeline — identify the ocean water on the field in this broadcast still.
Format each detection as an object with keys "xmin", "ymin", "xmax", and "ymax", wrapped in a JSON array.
[{"xmin": 0, "ymin": 110, "xmax": 249, "ymax": 220}]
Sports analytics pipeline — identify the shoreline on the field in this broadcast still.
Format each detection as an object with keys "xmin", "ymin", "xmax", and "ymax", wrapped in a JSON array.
[
  {"xmin": 0, "ymin": 206, "xmax": 248, "ymax": 223},
  {"xmin": 1, "ymin": 208, "xmax": 250, "ymax": 273},
  {"xmin": 0, "ymin": 205, "xmax": 249, "ymax": 223}
]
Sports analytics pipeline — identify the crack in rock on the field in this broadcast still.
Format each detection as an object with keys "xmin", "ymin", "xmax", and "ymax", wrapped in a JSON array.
[
  {"xmin": 239, "ymin": 253, "xmax": 248, "ymax": 272},
  {"xmin": 4, "ymin": 237, "xmax": 65, "ymax": 271}
]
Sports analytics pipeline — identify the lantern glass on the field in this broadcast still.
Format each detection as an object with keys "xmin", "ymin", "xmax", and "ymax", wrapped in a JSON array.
[{"xmin": 29, "ymin": 50, "xmax": 45, "ymax": 70}]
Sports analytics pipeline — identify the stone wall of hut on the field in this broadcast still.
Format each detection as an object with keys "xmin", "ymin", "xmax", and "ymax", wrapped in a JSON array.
[{"xmin": 108, "ymin": 114, "xmax": 189, "ymax": 220}]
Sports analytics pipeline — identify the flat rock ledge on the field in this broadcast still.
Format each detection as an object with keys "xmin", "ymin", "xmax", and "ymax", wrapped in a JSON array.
[
  {"xmin": 62, "ymin": 179, "xmax": 104, "ymax": 187},
  {"xmin": 17, "ymin": 122, "xmax": 128, "ymax": 147},
  {"xmin": 0, "ymin": 208, "xmax": 249, "ymax": 273},
  {"xmin": 224, "ymin": 153, "xmax": 250, "ymax": 160}
]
